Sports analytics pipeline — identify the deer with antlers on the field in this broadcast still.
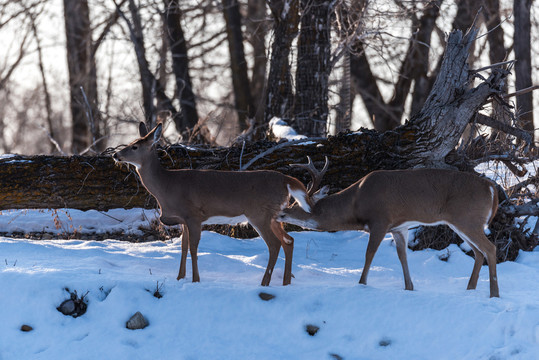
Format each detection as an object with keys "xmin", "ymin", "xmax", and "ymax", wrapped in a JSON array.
[
  {"xmin": 278, "ymin": 157, "xmax": 500, "ymax": 297},
  {"xmin": 113, "ymin": 123, "xmax": 312, "ymax": 286}
]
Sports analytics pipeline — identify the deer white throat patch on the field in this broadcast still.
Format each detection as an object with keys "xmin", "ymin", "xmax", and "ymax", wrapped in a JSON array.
[{"xmin": 287, "ymin": 185, "xmax": 311, "ymax": 213}]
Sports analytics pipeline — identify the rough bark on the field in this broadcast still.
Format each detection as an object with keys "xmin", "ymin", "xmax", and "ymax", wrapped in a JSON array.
[
  {"xmin": 409, "ymin": 0, "xmax": 442, "ymax": 115},
  {"xmin": 397, "ymin": 28, "xmax": 508, "ymax": 167},
  {"xmin": 222, "ymin": 0, "xmax": 255, "ymax": 131},
  {"xmin": 265, "ymin": 0, "xmax": 299, "ymax": 123},
  {"xmin": 246, "ymin": 0, "xmax": 268, "ymax": 126},
  {"xmin": 63, "ymin": 0, "xmax": 100, "ymax": 154},
  {"xmin": 0, "ymin": 132, "xmax": 402, "ymax": 211},
  {"xmin": 164, "ymin": 0, "xmax": 199, "ymax": 133},
  {"xmin": 293, "ymin": 0, "xmax": 332, "ymax": 137},
  {"xmin": 513, "ymin": 0, "xmax": 534, "ymax": 133}
]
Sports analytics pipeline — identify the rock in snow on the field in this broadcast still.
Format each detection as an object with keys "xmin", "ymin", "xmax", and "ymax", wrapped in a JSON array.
[
  {"xmin": 20, "ymin": 325, "xmax": 33, "ymax": 332},
  {"xmin": 126, "ymin": 312, "xmax": 149, "ymax": 330}
]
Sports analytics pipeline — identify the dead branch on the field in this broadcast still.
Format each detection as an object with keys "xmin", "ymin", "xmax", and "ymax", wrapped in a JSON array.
[{"xmin": 475, "ymin": 113, "xmax": 533, "ymax": 145}]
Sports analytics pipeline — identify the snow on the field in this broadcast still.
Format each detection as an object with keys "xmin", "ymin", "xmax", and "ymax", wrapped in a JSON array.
[
  {"xmin": 1, "ymin": 210, "xmax": 539, "ymax": 359},
  {"xmin": 269, "ymin": 117, "xmax": 307, "ymax": 141},
  {"xmin": 0, "ymin": 208, "xmax": 159, "ymax": 236},
  {"xmin": 1, "ymin": 161, "xmax": 538, "ymax": 359}
]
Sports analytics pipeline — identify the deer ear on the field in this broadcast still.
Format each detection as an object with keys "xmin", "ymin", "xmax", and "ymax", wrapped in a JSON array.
[
  {"xmin": 139, "ymin": 122, "xmax": 149, "ymax": 137},
  {"xmin": 153, "ymin": 123, "xmax": 163, "ymax": 143},
  {"xmin": 312, "ymin": 185, "xmax": 329, "ymax": 204}
]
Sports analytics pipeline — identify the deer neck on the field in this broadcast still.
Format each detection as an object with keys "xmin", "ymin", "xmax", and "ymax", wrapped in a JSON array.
[
  {"xmin": 135, "ymin": 152, "xmax": 170, "ymax": 199},
  {"xmin": 311, "ymin": 193, "xmax": 354, "ymax": 230}
]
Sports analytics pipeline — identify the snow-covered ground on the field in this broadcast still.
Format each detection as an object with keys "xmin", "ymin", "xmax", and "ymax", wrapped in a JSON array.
[
  {"xmin": 1, "ymin": 208, "xmax": 539, "ymax": 360},
  {"xmin": 1, "ymin": 161, "xmax": 538, "ymax": 359}
]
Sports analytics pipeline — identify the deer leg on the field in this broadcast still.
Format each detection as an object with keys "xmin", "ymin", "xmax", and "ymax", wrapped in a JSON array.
[
  {"xmin": 359, "ymin": 227, "xmax": 387, "ymax": 286},
  {"xmin": 271, "ymin": 220, "xmax": 294, "ymax": 285},
  {"xmin": 450, "ymin": 224, "xmax": 499, "ymax": 298},
  {"xmin": 476, "ymin": 232, "xmax": 499, "ymax": 298},
  {"xmin": 391, "ymin": 229, "xmax": 413, "ymax": 291},
  {"xmin": 465, "ymin": 242, "xmax": 484, "ymax": 290},
  {"xmin": 186, "ymin": 220, "xmax": 202, "ymax": 283},
  {"xmin": 177, "ymin": 224, "xmax": 189, "ymax": 280},
  {"xmin": 250, "ymin": 219, "xmax": 282, "ymax": 286}
]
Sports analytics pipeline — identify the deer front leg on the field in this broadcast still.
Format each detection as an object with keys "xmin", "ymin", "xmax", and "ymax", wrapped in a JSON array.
[
  {"xmin": 271, "ymin": 220, "xmax": 294, "ymax": 285},
  {"xmin": 359, "ymin": 226, "xmax": 387, "ymax": 286},
  {"xmin": 177, "ymin": 224, "xmax": 189, "ymax": 280},
  {"xmin": 391, "ymin": 230, "xmax": 413, "ymax": 291},
  {"xmin": 186, "ymin": 220, "xmax": 202, "ymax": 283},
  {"xmin": 251, "ymin": 219, "xmax": 283, "ymax": 286}
]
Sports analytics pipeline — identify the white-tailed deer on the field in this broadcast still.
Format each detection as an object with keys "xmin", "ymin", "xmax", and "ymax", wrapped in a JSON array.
[
  {"xmin": 113, "ymin": 123, "xmax": 312, "ymax": 286},
  {"xmin": 278, "ymin": 158, "xmax": 500, "ymax": 297}
]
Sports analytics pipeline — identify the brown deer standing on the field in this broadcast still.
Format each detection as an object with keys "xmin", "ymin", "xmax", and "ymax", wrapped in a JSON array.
[
  {"xmin": 114, "ymin": 123, "xmax": 312, "ymax": 285},
  {"xmin": 278, "ymin": 158, "xmax": 500, "ymax": 297}
]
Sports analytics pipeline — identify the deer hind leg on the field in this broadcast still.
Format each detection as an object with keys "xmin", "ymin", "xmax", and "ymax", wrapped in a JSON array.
[
  {"xmin": 250, "ymin": 218, "xmax": 284, "ymax": 286},
  {"xmin": 464, "ymin": 242, "xmax": 484, "ymax": 291},
  {"xmin": 185, "ymin": 220, "xmax": 202, "ymax": 283},
  {"xmin": 359, "ymin": 226, "xmax": 387, "ymax": 286},
  {"xmin": 177, "ymin": 224, "xmax": 189, "ymax": 280},
  {"xmin": 449, "ymin": 224, "xmax": 499, "ymax": 298},
  {"xmin": 391, "ymin": 229, "xmax": 413, "ymax": 291},
  {"xmin": 271, "ymin": 219, "xmax": 294, "ymax": 285}
]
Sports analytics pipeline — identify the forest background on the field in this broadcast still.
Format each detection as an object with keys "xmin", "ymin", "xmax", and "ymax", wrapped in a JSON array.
[{"xmin": 0, "ymin": 0, "xmax": 536, "ymax": 155}]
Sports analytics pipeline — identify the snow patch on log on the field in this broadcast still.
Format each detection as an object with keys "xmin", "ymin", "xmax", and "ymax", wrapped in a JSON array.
[{"xmin": 269, "ymin": 118, "xmax": 306, "ymax": 141}]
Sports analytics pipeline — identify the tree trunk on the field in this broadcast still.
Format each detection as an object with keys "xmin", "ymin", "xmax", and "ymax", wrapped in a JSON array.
[
  {"xmin": 350, "ymin": 42, "xmax": 397, "ymax": 131},
  {"xmin": 164, "ymin": 0, "xmax": 199, "ymax": 133},
  {"xmin": 265, "ymin": 0, "xmax": 299, "ymax": 123},
  {"xmin": 409, "ymin": 0, "xmax": 442, "ymax": 115},
  {"xmin": 222, "ymin": 0, "xmax": 255, "ymax": 131},
  {"xmin": 397, "ymin": 28, "xmax": 508, "ymax": 167},
  {"xmin": 293, "ymin": 0, "xmax": 331, "ymax": 137},
  {"xmin": 513, "ymin": 0, "xmax": 534, "ymax": 133},
  {"xmin": 117, "ymin": 0, "xmax": 178, "ymax": 129},
  {"xmin": 63, "ymin": 0, "xmax": 100, "ymax": 154},
  {"xmin": 0, "ymin": 30, "xmax": 512, "ymax": 210},
  {"xmin": 351, "ymin": 1, "xmax": 441, "ymax": 131},
  {"xmin": 246, "ymin": 0, "xmax": 268, "ymax": 126}
]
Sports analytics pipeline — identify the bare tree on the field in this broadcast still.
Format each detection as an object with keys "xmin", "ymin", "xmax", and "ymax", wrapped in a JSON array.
[
  {"xmin": 351, "ymin": 0, "xmax": 442, "ymax": 132},
  {"xmin": 246, "ymin": 0, "xmax": 268, "ymax": 126},
  {"xmin": 222, "ymin": 0, "xmax": 255, "ymax": 132},
  {"xmin": 265, "ymin": 0, "xmax": 299, "ymax": 124},
  {"xmin": 115, "ymin": 0, "xmax": 177, "ymax": 130},
  {"xmin": 293, "ymin": 0, "xmax": 333, "ymax": 137},
  {"xmin": 513, "ymin": 0, "xmax": 534, "ymax": 134},
  {"xmin": 63, "ymin": 0, "xmax": 100, "ymax": 154},
  {"xmin": 163, "ymin": 0, "xmax": 199, "ymax": 133}
]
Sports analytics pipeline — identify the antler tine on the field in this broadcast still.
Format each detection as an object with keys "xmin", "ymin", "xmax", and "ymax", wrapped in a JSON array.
[{"xmin": 291, "ymin": 156, "xmax": 329, "ymax": 196}]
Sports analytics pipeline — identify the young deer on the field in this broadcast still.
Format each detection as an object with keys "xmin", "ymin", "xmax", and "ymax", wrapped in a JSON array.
[
  {"xmin": 113, "ymin": 123, "xmax": 312, "ymax": 286},
  {"xmin": 278, "ymin": 158, "xmax": 500, "ymax": 297}
]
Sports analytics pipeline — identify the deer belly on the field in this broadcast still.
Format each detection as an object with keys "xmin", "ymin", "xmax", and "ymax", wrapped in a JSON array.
[
  {"xmin": 202, "ymin": 215, "xmax": 249, "ymax": 225},
  {"xmin": 390, "ymin": 220, "xmax": 450, "ymax": 232}
]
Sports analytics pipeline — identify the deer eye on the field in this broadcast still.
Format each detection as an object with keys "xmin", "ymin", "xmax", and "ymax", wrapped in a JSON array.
[{"xmin": 132, "ymin": 145, "xmax": 138, "ymax": 150}]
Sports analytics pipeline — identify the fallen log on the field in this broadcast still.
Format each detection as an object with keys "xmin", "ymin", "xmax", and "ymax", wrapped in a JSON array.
[{"xmin": 0, "ymin": 130, "xmax": 409, "ymax": 211}]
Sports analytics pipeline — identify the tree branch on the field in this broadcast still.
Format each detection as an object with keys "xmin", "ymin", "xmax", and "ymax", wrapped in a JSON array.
[{"xmin": 475, "ymin": 113, "xmax": 533, "ymax": 145}]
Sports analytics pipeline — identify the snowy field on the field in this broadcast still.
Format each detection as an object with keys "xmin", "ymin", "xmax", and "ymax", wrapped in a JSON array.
[{"xmin": 1, "ymin": 207, "xmax": 539, "ymax": 360}]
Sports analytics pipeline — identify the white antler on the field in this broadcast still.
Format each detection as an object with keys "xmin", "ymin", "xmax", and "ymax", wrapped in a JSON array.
[{"xmin": 291, "ymin": 156, "xmax": 329, "ymax": 196}]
